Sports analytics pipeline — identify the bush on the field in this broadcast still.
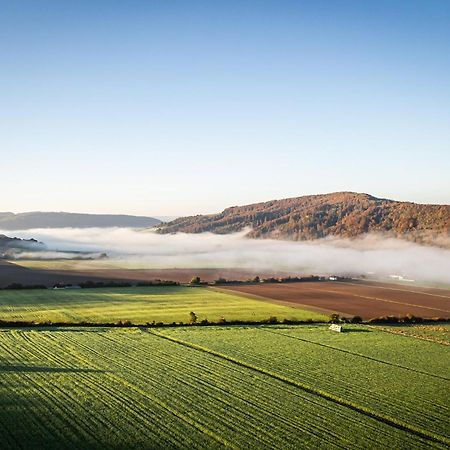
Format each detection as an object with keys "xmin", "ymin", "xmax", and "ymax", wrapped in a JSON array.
[
  {"xmin": 136, "ymin": 280, "xmax": 179, "ymax": 286},
  {"xmin": 213, "ymin": 278, "xmax": 227, "ymax": 285},
  {"xmin": 403, "ymin": 314, "xmax": 423, "ymax": 324},
  {"xmin": 330, "ymin": 313, "xmax": 340, "ymax": 323},
  {"xmin": 350, "ymin": 316, "xmax": 363, "ymax": 323},
  {"xmin": 190, "ymin": 276, "xmax": 201, "ymax": 285},
  {"xmin": 261, "ymin": 277, "xmax": 279, "ymax": 283}
]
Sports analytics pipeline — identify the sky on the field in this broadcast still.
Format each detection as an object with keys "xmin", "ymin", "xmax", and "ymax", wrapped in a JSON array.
[{"xmin": 1, "ymin": 0, "xmax": 449, "ymax": 216}]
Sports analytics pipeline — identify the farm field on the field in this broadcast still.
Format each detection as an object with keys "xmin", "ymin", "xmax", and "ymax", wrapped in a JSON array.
[
  {"xmin": 374, "ymin": 323, "xmax": 450, "ymax": 345},
  {"xmin": 0, "ymin": 286, "xmax": 327, "ymax": 324},
  {"xmin": 220, "ymin": 281, "xmax": 450, "ymax": 319},
  {"xmin": 0, "ymin": 260, "xmax": 290, "ymax": 287},
  {"xmin": 0, "ymin": 324, "xmax": 448, "ymax": 449}
]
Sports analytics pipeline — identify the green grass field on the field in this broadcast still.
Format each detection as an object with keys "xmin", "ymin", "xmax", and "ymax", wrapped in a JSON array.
[
  {"xmin": 0, "ymin": 324, "xmax": 448, "ymax": 449},
  {"xmin": 0, "ymin": 286, "xmax": 327, "ymax": 324}
]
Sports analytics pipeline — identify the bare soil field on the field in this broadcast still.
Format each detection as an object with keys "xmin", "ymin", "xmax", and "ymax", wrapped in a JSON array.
[
  {"xmin": 219, "ymin": 281, "xmax": 450, "ymax": 320},
  {"xmin": 0, "ymin": 261, "xmax": 112, "ymax": 287},
  {"xmin": 0, "ymin": 261, "xmax": 288, "ymax": 287}
]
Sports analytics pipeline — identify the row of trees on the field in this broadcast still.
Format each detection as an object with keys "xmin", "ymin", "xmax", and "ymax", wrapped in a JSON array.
[{"xmin": 189, "ymin": 275, "xmax": 327, "ymax": 285}]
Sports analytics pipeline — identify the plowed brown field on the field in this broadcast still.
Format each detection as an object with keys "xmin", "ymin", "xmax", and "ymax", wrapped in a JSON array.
[
  {"xmin": 0, "ymin": 261, "xmax": 290, "ymax": 287},
  {"xmin": 219, "ymin": 281, "xmax": 450, "ymax": 320}
]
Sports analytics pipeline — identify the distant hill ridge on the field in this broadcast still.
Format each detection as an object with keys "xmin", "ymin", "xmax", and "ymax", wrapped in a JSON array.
[
  {"xmin": 157, "ymin": 192, "xmax": 450, "ymax": 246},
  {"xmin": 0, "ymin": 212, "xmax": 161, "ymax": 230}
]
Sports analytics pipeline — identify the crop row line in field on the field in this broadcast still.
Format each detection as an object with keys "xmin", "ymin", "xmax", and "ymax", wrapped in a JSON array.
[
  {"xmin": 14, "ymin": 330, "xmax": 214, "ymax": 449},
  {"xmin": 47, "ymin": 331, "xmax": 237, "ymax": 449},
  {"xmin": 96, "ymin": 331, "xmax": 404, "ymax": 449},
  {"xmin": 0, "ymin": 336, "xmax": 102, "ymax": 449},
  {"xmin": 7, "ymin": 331, "xmax": 133, "ymax": 446},
  {"xmin": 92, "ymin": 331, "xmax": 308, "ymax": 449},
  {"xmin": 193, "ymin": 330, "xmax": 450, "ymax": 430},
  {"xmin": 65, "ymin": 342, "xmax": 226, "ymax": 448},
  {"xmin": 149, "ymin": 329, "xmax": 450, "ymax": 446},
  {"xmin": 87, "ymin": 329, "xmax": 393, "ymax": 449},
  {"xmin": 163, "ymin": 332, "xmax": 450, "ymax": 438},
  {"xmin": 259, "ymin": 327, "xmax": 450, "ymax": 381},
  {"xmin": 98, "ymin": 331, "xmax": 347, "ymax": 447},
  {"xmin": 97, "ymin": 366, "xmax": 236, "ymax": 449},
  {"xmin": 39, "ymin": 337, "xmax": 215, "ymax": 449}
]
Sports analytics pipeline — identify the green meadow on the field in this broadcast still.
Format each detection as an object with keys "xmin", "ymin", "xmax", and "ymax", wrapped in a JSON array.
[
  {"xmin": 0, "ymin": 286, "xmax": 327, "ymax": 324},
  {"xmin": 0, "ymin": 324, "xmax": 448, "ymax": 449}
]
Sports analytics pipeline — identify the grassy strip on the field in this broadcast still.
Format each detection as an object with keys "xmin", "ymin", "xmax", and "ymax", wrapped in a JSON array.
[{"xmin": 148, "ymin": 329, "xmax": 450, "ymax": 447}]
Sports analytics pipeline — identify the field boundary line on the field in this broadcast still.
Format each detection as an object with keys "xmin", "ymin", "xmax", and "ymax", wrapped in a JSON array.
[
  {"xmin": 147, "ymin": 329, "xmax": 450, "ymax": 446},
  {"xmin": 259, "ymin": 328, "xmax": 450, "ymax": 381}
]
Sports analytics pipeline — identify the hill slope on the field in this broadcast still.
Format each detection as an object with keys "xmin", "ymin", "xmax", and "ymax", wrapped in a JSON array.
[
  {"xmin": 0, "ymin": 234, "xmax": 43, "ymax": 258},
  {"xmin": 0, "ymin": 234, "xmax": 42, "ymax": 250},
  {"xmin": 0, "ymin": 212, "xmax": 161, "ymax": 230},
  {"xmin": 157, "ymin": 192, "xmax": 450, "ymax": 245}
]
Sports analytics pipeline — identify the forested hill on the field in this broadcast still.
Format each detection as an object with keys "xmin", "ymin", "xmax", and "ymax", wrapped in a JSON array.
[
  {"xmin": 157, "ymin": 192, "xmax": 450, "ymax": 246},
  {"xmin": 0, "ymin": 235, "xmax": 43, "ymax": 256}
]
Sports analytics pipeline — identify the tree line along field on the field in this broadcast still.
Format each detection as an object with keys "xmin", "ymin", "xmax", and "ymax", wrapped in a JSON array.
[
  {"xmin": 0, "ymin": 286, "xmax": 328, "ymax": 324},
  {"xmin": 0, "ymin": 324, "xmax": 448, "ymax": 449}
]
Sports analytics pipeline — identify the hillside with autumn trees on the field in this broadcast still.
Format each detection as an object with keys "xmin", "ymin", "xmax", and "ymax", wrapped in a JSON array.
[{"xmin": 157, "ymin": 192, "xmax": 450, "ymax": 247}]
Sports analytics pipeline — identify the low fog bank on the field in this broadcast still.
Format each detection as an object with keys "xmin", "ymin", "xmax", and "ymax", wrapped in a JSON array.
[
  {"xmin": 2, "ymin": 228, "xmax": 450, "ymax": 284},
  {"xmin": 7, "ymin": 251, "xmax": 106, "ymax": 261}
]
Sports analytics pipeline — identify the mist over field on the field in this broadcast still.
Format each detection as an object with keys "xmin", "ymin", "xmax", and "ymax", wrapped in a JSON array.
[{"xmin": 3, "ymin": 227, "xmax": 450, "ymax": 284}]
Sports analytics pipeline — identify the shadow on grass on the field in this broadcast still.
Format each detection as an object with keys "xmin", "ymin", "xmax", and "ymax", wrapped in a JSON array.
[
  {"xmin": 38, "ymin": 328, "xmax": 109, "ymax": 333},
  {"xmin": 0, "ymin": 365, "xmax": 107, "ymax": 373},
  {"xmin": 343, "ymin": 328, "xmax": 371, "ymax": 333}
]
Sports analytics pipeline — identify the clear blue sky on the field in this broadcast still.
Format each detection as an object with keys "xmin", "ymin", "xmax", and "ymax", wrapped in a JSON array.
[{"xmin": 1, "ymin": 1, "xmax": 449, "ymax": 215}]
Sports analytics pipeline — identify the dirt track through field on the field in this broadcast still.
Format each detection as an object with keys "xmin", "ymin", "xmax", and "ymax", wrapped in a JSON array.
[{"xmin": 220, "ymin": 282, "xmax": 450, "ymax": 319}]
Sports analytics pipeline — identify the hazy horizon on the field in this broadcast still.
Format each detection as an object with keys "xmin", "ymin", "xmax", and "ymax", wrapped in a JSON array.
[{"xmin": 2, "ymin": 189, "xmax": 449, "ymax": 218}]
